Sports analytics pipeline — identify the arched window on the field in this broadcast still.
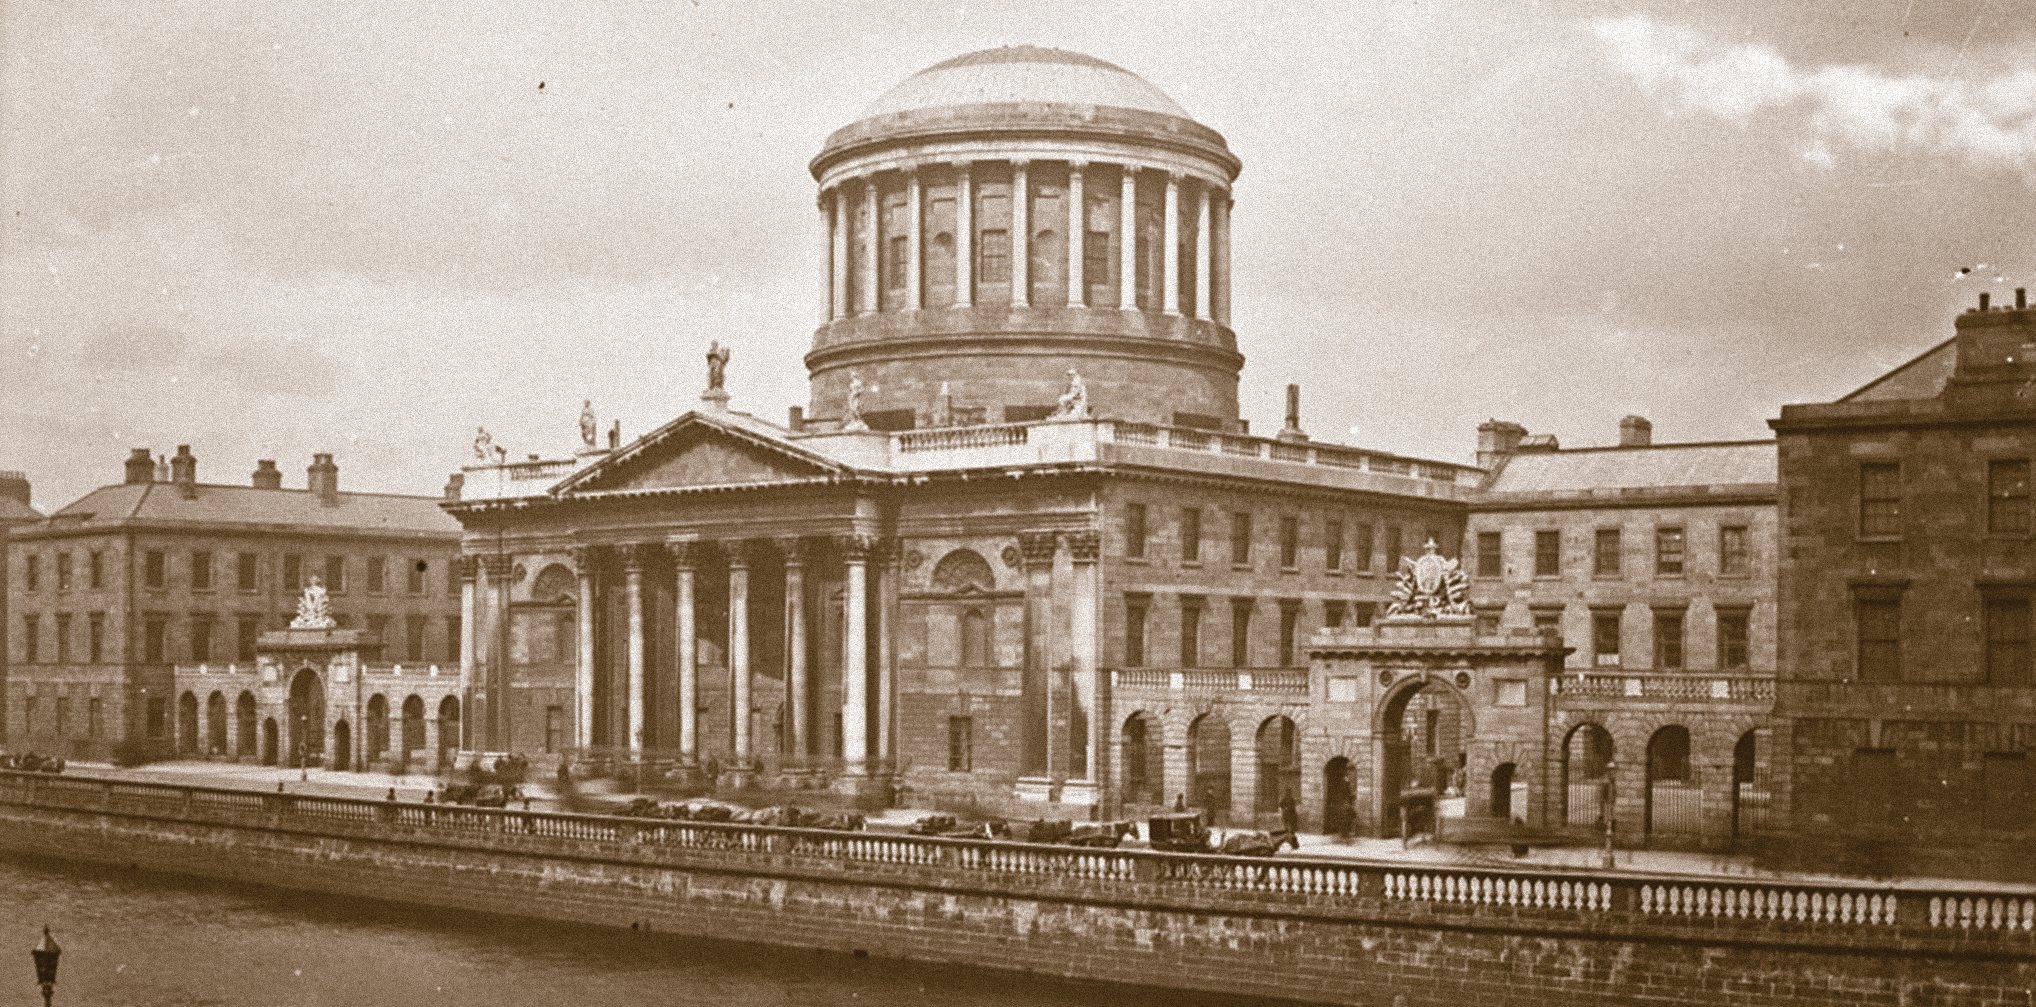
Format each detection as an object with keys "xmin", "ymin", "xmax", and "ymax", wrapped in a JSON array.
[
  {"xmin": 530, "ymin": 564, "xmax": 575, "ymax": 606},
  {"xmin": 1255, "ymin": 715, "xmax": 1301, "ymax": 817},
  {"xmin": 931, "ymin": 549, "xmax": 995, "ymax": 593},
  {"xmin": 960, "ymin": 608, "xmax": 989, "ymax": 667},
  {"xmin": 1188, "ymin": 713, "xmax": 1233, "ymax": 820},
  {"xmin": 1121, "ymin": 712, "xmax": 1163, "ymax": 806}
]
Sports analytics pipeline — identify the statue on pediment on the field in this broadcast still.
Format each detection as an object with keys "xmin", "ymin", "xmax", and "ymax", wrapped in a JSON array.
[
  {"xmin": 706, "ymin": 341, "xmax": 730, "ymax": 392},
  {"xmin": 579, "ymin": 400, "xmax": 597, "ymax": 448},
  {"xmin": 1385, "ymin": 539, "xmax": 1471, "ymax": 620},
  {"xmin": 291, "ymin": 576, "xmax": 337, "ymax": 629},
  {"xmin": 1054, "ymin": 368, "xmax": 1089, "ymax": 419},
  {"xmin": 473, "ymin": 426, "xmax": 506, "ymax": 464}
]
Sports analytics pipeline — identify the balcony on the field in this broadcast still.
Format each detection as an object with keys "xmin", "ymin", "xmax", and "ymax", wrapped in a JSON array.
[{"xmin": 1111, "ymin": 667, "xmax": 1311, "ymax": 696}]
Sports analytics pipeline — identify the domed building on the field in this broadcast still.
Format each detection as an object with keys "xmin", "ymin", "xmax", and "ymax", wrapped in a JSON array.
[{"xmin": 445, "ymin": 47, "xmax": 1481, "ymax": 825}]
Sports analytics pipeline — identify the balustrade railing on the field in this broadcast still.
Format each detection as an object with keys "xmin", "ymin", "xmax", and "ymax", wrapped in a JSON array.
[
  {"xmin": 3, "ymin": 770, "xmax": 2031, "ymax": 943},
  {"xmin": 1556, "ymin": 673, "xmax": 1776, "ymax": 704},
  {"xmin": 1112, "ymin": 668, "xmax": 1310, "ymax": 695}
]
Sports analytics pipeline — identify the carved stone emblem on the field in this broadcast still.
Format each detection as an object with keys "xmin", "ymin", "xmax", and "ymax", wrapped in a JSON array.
[
  {"xmin": 1384, "ymin": 539, "xmax": 1471, "ymax": 620},
  {"xmin": 290, "ymin": 577, "xmax": 337, "ymax": 629}
]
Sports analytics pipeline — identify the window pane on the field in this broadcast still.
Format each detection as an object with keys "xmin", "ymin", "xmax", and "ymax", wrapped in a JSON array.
[
  {"xmin": 1655, "ymin": 527, "xmax": 1685, "ymax": 576},
  {"xmin": 1594, "ymin": 528, "xmax": 1621, "ymax": 577},
  {"xmin": 1990, "ymin": 460, "xmax": 2031, "ymax": 534},
  {"xmin": 1181, "ymin": 508, "xmax": 1201, "ymax": 563},
  {"xmin": 1477, "ymin": 531, "xmax": 1501, "ymax": 578},
  {"xmin": 1857, "ymin": 599, "xmax": 1902, "ymax": 682},
  {"xmin": 1534, "ymin": 530, "xmax": 1560, "ymax": 577},
  {"xmin": 1717, "ymin": 610, "xmax": 1750, "ymax": 669},
  {"xmin": 1719, "ymin": 526, "xmax": 1749, "ymax": 576},
  {"xmin": 1653, "ymin": 610, "xmax": 1685, "ymax": 669},
  {"xmin": 1985, "ymin": 596, "xmax": 2031, "ymax": 685},
  {"xmin": 1860, "ymin": 463, "xmax": 1902, "ymax": 538}
]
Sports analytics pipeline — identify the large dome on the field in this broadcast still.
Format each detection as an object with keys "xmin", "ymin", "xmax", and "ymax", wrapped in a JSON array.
[{"xmin": 861, "ymin": 46, "xmax": 1191, "ymax": 120}]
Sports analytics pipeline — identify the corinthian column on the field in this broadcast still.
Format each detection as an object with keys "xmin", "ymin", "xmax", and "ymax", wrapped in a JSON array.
[
  {"xmin": 1194, "ymin": 182, "xmax": 1212, "ymax": 320},
  {"xmin": 860, "ymin": 178, "xmax": 879, "ymax": 314},
  {"xmin": 906, "ymin": 169, "xmax": 923, "ymax": 311},
  {"xmin": 782, "ymin": 538, "xmax": 808, "ymax": 759},
  {"xmin": 624, "ymin": 546, "xmax": 645, "ymax": 757},
  {"xmin": 819, "ymin": 193, "xmax": 834, "ymax": 324},
  {"xmin": 1017, "ymin": 531, "xmax": 1060, "ymax": 777},
  {"xmin": 839, "ymin": 535, "xmax": 872, "ymax": 775},
  {"xmin": 1011, "ymin": 160, "xmax": 1030, "ymax": 308},
  {"xmin": 669, "ymin": 542, "xmax": 698, "ymax": 764},
  {"xmin": 572, "ymin": 547, "xmax": 596, "ymax": 752},
  {"xmin": 876, "ymin": 538, "xmax": 900, "ymax": 764},
  {"xmin": 955, "ymin": 162, "xmax": 973, "ymax": 308},
  {"xmin": 478, "ymin": 554, "xmax": 513, "ymax": 751},
  {"xmin": 830, "ymin": 187, "xmax": 848, "ymax": 320},
  {"xmin": 1066, "ymin": 162, "xmax": 1086, "ymax": 307},
  {"xmin": 1162, "ymin": 172, "xmax": 1181, "ymax": 316},
  {"xmin": 1118, "ymin": 166, "xmax": 1138, "ymax": 311},
  {"xmin": 456, "ymin": 555, "xmax": 477, "ymax": 749},
  {"xmin": 1067, "ymin": 530, "xmax": 1100, "ymax": 784},
  {"xmin": 728, "ymin": 543, "xmax": 752, "ymax": 766},
  {"xmin": 1215, "ymin": 190, "xmax": 1233, "ymax": 327}
]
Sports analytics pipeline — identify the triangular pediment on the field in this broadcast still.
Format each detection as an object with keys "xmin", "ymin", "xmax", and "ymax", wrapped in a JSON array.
[{"xmin": 554, "ymin": 412, "xmax": 847, "ymax": 496}]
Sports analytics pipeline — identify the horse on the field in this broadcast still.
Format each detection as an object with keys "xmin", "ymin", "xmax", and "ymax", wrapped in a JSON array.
[
  {"xmin": 1021, "ymin": 819, "xmax": 1073, "ymax": 844},
  {"xmin": 1065, "ymin": 821, "xmax": 1138, "ymax": 848},
  {"xmin": 1216, "ymin": 829, "xmax": 1294, "ymax": 857}
]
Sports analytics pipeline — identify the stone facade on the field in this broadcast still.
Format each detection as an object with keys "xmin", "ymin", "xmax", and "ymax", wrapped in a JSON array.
[{"xmin": 0, "ymin": 470, "xmax": 40, "ymax": 746}]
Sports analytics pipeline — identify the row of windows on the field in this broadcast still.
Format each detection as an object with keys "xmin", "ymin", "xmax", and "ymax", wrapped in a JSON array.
[
  {"xmin": 1859, "ymin": 459, "xmax": 2036, "ymax": 538},
  {"xmin": 17, "ymin": 612, "xmax": 462, "ymax": 665},
  {"xmin": 1120, "ymin": 595, "xmax": 1379, "ymax": 668},
  {"xmin": 1123, "ymin": 503, "xmax": 1441, "ymax": 575},
  {"xmin": 21, "ymin": 548, "xmax": 456, "ymax": 597},
  {"xmin": 1474, "ymin": 524, "xmax": 1753, "ymax": 581},
  {"xmin": 1478, "ymin": 605, "xmax": 1753, "ymax": 670},
  {"xmin": 1853, "ymin": 592, "xmax": 2034, "ymax": 684},
  {"xmin": 16, "ymin": 695, "xmax": 107, "ymax": 742}
]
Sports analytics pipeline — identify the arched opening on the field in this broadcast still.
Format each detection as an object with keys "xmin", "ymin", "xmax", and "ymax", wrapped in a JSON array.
[
  {"xmin": 205, "ymin": 691, "xmax": 228, "ymax": 756},
  {"xmin": 332, "ymin": 719, "xmax": 352, "ymax": 772},
  {"xmin": 1378, "ymin": 679, "xmax": 1469, "ymax": 838},
  {"xmin": 959, "ymin": 608, "xmax": 989, "ymax": 667},
  {"xmin": 177, "ymin": 691, "xmax": 199, "ymax": 755},
  {"xmin": 1322, "ymin": 756, "xmax": 1356, "ymax": 836},
  {"xmin": 437, "ymin": 696, "xmax": 461, "ymax": 765},
  {"xmin": 1254, "ymin": 715, "xmax": 1301, "ymax": 822},
  {"xmin": 1732, "ymin": 728, "xmax": 1771, "ymax": 843},
  {"xmin": 1562, "ymin": 723, "xmax": 1615, "ymax": 827},
  {"xmin": 1120, "ymin": 712, "xmax": 1162, "ymax": 806},
  {"xmin": 1187, "ymin": 713, "xmax": 1232, "ymax": 822},
  {"xmin": 287, "ymin": 668, "xmax": 324, "ymax": 767},
  {"xmin": 366, "ymin": 694, "xmax": 389, "ymax": 764},
  {"xmin": 260, "ymin": 718, "xmax": 279, "ymax": 766},
  {"xmin": 400, "ymin": 695, "xmax": 425, "ymax": 756},
  {"xmin": 1490, "ymin": 762, "xmax": 1517, "ymax": 820},
  {"xmin": 1645, "ymin": 725, "xmax": 1699, "ymax": 839},
  {"xmin": 236, "ymin": 691, "xmax": 257, "ymax": 759}
]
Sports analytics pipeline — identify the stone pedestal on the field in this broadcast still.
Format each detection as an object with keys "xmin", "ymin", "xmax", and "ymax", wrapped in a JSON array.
[
  {"xmin": 1059, "ymin": 779, "xmax": 1101, "ymax": 809},
  {"xmin": 1014, "ymin": 776, "xmax": 1057, "ymax": 803}
]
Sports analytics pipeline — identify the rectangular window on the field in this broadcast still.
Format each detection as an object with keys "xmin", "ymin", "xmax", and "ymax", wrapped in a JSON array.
[
  {"xmin": 53, "ymin": 613, "xmax": 70, "ymax": 663},
  {"xmin": 407, "ymin": 559, "xmax": 426, "ymax": 595},
  {"xmin": 368, "ymin": 556, "xmax": 387, "ymax": 593},
  {"xmin": 55, "ymin": 552, "xmax": 71, "ymax": 592},
  {"xmin": 1594, "ymin": 528, "xmax": 1621, "ymax": 578},
  {"xmin": 978, "ymin": 228, "xmax": 1009, "ymax": 283},
  {"xmin": 1654, "ymin": 526, "xmax": 1685, "ymax": 577},
  {"xmin": 146, "ymin": 697, "xmax": 167, "ymax": 739},
  {"xmin": 1385, "ymin": 527, "xmax": 1404, "ymax": 573},
  {"xmin": 144, "ymin": 550, "xmax": 166, "ymax": 589},
  {"xmin": 1534, "ymin": 530, "xmax": 1561, "ymax": 577},
  {"xmin": 1474, "ymin": 608, "xmax": 1501, "ymax": 635},
  {"xmin": 1180, "ymin": 599, "xmax": 1203, "ymax": 667},
  {"xmin": 143, "ymin": 617, "xmax": 166, "ymax": 663},
  {"xmin": 1325, "ymin": 519, "xmax": 1345, "ymax": 572},
  {"xmin": 238, "ymin": 552, "xmax": 258, "ymax": 592},
  {"xmin": 1652, "ymin": 609, "xmax": 1685, "ymax": 670},
  {"xmin": 1180, "ymin": 508, "xmax": 1202, "ymax": 565},
  {"xmin": 1324, "ymin": 600, "xmax": 1347, "ymax": 629},
  {"xmin": 1860, "ymin": 462, "xmax": 1902, "ymax": 538},
  {"xmin": 87, "ymin": 613, "xmax": 104, "ymax": 663},
  {"xmin": 325, "ymin": 555, "xmax": 345, "ymax": 593},
  {"xmin": 1857, "ymin": 598, "xmax": 1902, "ymax": 682},
  {"xmin": 1084, "ymin": 229, "xmax": 1110, "ymax": 303},
  {"xmin": 1716, "ymin": 609, "xmax": 1751, "ymax": 670},
  {"xmin": 1983, "ymin": 753, "xmax": 2031, "ymax": 831},
  {"xmin": 21, "ymin": 616, "xmax": 37, "ymax": 663},
  {"xmin": 1230, "ymin": 512, "xmax": 1252, "ymax": 566},
  {"xmin": 1278, "ymin": 603, "xmax": 1300, "ymax": 667},
  {"xmin": 24, "ymin": 554, "xmax": 37, "ymax": 591},
  {"xmin": 367, "ymin": 614, "xmax": 389, "ymax": 648},
  {"xmin": 947, "ymin": 716, "xmax": 973, "ymax": 772},
  {"xmin": 238, "ymin": 615, "xmax": 260, "ymax": 662},
  {"xmin": 1355, "ymin": 523, "xmax": 1376, "ymax": 573},
  {"xmin": 189, "ymin": 617, "xmax": 213, "ymax": 663},
  {"xmin": 1230, "ymin": 599, "xmax": 1253, "ymax": 668},
  {"xmin": 1719, "ymin": 525, "xmax": 1750, "ymax": 577},
  {"xmin": 885, "ymin": 234, "xmax": 907, "ymax": 292},
  {"xmin": 1352, "ymin": 601, "xmax": 1377, "ymax": 628},
  {"xmin": 1124, "ymin": 595, "xmax": 1149, "ymax": 666},
  {"xmin": 544, "ymin": 706, "xmax": 564, "ymax": 755},
  {"xmin": 449, "ymin": 615, "xmax": 463, "ymax": 661},
  {"xmin": 89, "ymin": 551, "xmax": 103, "ymax": 590},
  {"xmin": 1991, "ymin": 460, "xmax": 2031, "ymax": 534},
  {"xmin": 1985, "ymin": 595, "xmax": 2032, "ymax": 685},
  {"xmin": 1593, "ymin": 609, "xmax": 1622, "ymax": 667},
  {"xmin": 192, "ymin": 550, "xmax": 212, "ymax": 591},
  {"xmin": 1531, "ymin": 607, "xmax": 1561, "ymax": 637},
  {"xmin": 1476, "ymin": 531, "xmax": 1501, "ymax": 579},
  {"xmin": 1125, "ymin": 503, "xmax": 1148, "ymax": 559},
  {"xmin": 1278, "ymin": 516, "xmax": 1299, "ymax": 570},
  {"xmin": 1851, "ymin": 748, "xmax": 1896, "ymax": 828},
  {"xmin": 87, "ymin": 698, "xmax": 102, "ymax": 739},
  {"xmin": 406, "ymin": 616, "xmax": 427, "ymax": 662},
  {"xmin": 284, "ymin": 554, "xmax": 302, "ymax": 592}
]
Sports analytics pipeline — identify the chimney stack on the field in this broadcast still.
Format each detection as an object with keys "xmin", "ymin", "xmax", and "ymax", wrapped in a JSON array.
[
  {"xmin": 787, "ymin": 405, "xmax": 805, "ymax": 432},
  {"xmin": 250, "ymin": 459, "xmax": 282, "ymax": 490},
  {"xmin": 2019, "ymin": 288, "xmax": 2028, "ymax": 311},
  {"xmin": 443, "ymin": 471, "xmax": 464, "ymax": 502},
  {"xmin": 0, "ymin": 471, "xmax": 29, "ymax": 509},
  {"xmin": 1981, "ymin": 292, "xmax": 1992, "ymax": 311},
  {"xmin": 1278, "ymin": 383, "xmax": 1308, "ymax": 442},
  {"xmin": 124, "ymin": 448, "xmax": 155, "ymax": 484},
  {"xmin": 1618, "ymin": 415, "xmax": 1653, "ymax": 447},
  {"xmin": 169, "ymin": 445, "xmax": 197, "ymax": 498},
  {"xmin": 1475, "ymin": 419, "xmax": 1528, "ymax": 470},
  {"xmin": 306, "ymin": 453, "xmax": 339, "ymax": 505}
]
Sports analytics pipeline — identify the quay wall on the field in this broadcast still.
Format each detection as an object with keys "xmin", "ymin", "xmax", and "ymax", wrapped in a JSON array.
[{"xmin": 0, "ymin": 772, "xmax": 2032, "ymax": 1006}]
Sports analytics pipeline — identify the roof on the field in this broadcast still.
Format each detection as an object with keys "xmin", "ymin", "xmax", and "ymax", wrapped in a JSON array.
[
  {"xmin": 1482, "ymin": 441, "xmax": 1777, "ymax": 496},
  {"xmin": 30, "ymin": 482, "xmax": 459, "ymax": 538},
  {"xmin": 1840, "ymin": 337, "xmax": 1956, "ymax": 403},
  {"xmin": 0, "ymin": 497, "xmax": 39, "ymax": 523},
  {"xmin": 861, "ymin": 46, "xmax": 1191, "ymax": 120}
]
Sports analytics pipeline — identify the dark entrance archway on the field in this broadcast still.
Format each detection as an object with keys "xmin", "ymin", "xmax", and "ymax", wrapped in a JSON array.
[
  {"xmin": 331, "ymin": 720, "xmax": 352, "ymax": 771},
  {"xmin": 1732, "ymin": 728, "xmax": 1771, "ymax": 843},
  {"xmin": 1377, "ymin": 678, "xmax": 1470, "ymax": 838},
  {"xmin": 1120, "ymin": 712, "xmax": 1162, "ymax": 806},
  {"xmin": 177, "ymin": 691, "xmax": 199, "ymax": 755},
  {"xmin": 1562, "ymin": 723, "xmax": 1614, "ymax": 827},
  {"xmin": 1490, "ymin": 762, "xmax": 1516, "ymax": 819},
  {"xmin": 205, "ymin": 691, "xmax": 227, "ymax": 756},
  {"xmin": 437, "ymin": 696, "xmax": 461, "ymax": 767},
  {"xmin": 366, "ymin": 694, "xmax": 389, "ymax": 764},
  {"xmin": 260, "ymin": 718, "xmax": 279, "ymax": 765},
  {"xmin": 1187, "ymin": 714, "xmax": 1232, "ymax": 823},
  {"xmin": 236, "ymin": 691, "xmax": 258, "ymax": 759},
  {"xmin": 1322, "ymin": 756, "xmax": 1356, "ymax": 836},
  {"xmin": 287, "ymin": 667, "xmax": 324, "ymax": 767},
  {"xmin": 401, "ymin": 695, "xmax": 425, "ymax": 757},
  {"xmin": 1255, "ymin": 715, "xmax": 1301, "ymax": 823},
  {"xmin": 1646, "ymin": 725, "xmax": 1698, "ymax": 839}
]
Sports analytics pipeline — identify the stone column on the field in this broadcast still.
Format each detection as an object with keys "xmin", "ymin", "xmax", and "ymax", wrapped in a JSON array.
[
  {"xmin": 480, "ymin": 554, "xmax": 513, "ymax": 751},
  {"xmin": 839, "ymin": 535, "xmax": 872, "ymax": 775},
  {"xmin": 860, "ymin": 177, "xmax": 879, "ymax": 315},
  {"xmin": 456, "ymin": 556, "xmax": 477, "ymax": 750},
  {"xmin": 728, "ymin": 543, "xmax": 751, "ymax": 766},
  {"xmin": 819, "ymin": 193, "xmax": 834, "ymax": 324},
  {"xmin": 830, "ymin": 187, "xmax": 848, "ymax": 320},
  {"xmin": 1010, "ymin": 160, "xmax": 1029, "ymax": 308},
  {"xmin": 905, "ymin": 169, "xmax": 923, "ymax": 311},
  {"xmin": 572, "ymin": 547, "xmax": 596, "ymax": 752},
  {"xmin": 1214, "ymin": 189, "xmax": 1232, "ymax": 327},
  {"xmin": 624, "ymin": 547, "xmax": 645, "ymax": 757},
  {"xmin": 1194, "ymin": 182, "xmax": 1212, "ymax": 320},
  {"xmin": 955, "ymin": 163, "xmax": 973, "ymax": 308},
  {"xmin": 876, "ymin": 538, "xmax": 899, "ymax": 764},
  {"xmin": 1018, "ymin": 531, "xmax": 1060, "ymax": 778},
  {"xmin": 669, "ymin": 542, "xmax": 698, "ymax": 764},
  {"xmin": 1066, "ymin": 162, "xmax": 1086, "ymax": 307},
  {"xmin": 1162, "ymin": 173, "xmax": 1181, "ymax": 316},
  {"xmin": 1067, "ymin": 530, "xmax": 1101, "ymax": 791},
  {"xmin": 1118, "ymin": 166, "xmax": 1138, "ymax": 311},
  {"xmin": 782, "ymin": 538, "xmax": 808, "ymax": 760}
]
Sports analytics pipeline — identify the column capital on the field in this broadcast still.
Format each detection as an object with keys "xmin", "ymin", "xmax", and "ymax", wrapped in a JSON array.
[
  {"xmin": 477, "ymin": 554, "xmax": 513, "ymax": 579},
  {"xmin": 1010, "ymin": 157, "xmax": 1031, "ymax": 170},
  {"xmin": 777, "ymin": 536, "xmax": 811, "ymax": 566},
  {"xmin": 620, "ymin": 544, "xmax": 652, "ymax": 572},
  {"xmin": 568, "ymin": 545, "xmax": 597, "ymax": 570},
  {"xmin": 876, "ymin": 536, "xmax": 906, "ymax": 567},
  {"xmin": 1067, "ymin": 159, "xmax": 1088, "ymax": 173},
  {"xmin": 1065, "ymin": 530, "xmax": 1101, "ymax": 564},
  {"xmin": 666, "ymin": 540, "xmax": 702, "ymax": 569},
  {"xmin": 950, "ymin": 159, "xmax": 971, "ymax": 174},
  {"xmin": 835, "ymin": 533, "xmax": 879, "ymax": 562},
  {"xmin": 455, "ymin": 555, "xmax": 480, "ymax": 582},
  {"xmin": 725, "ymin": 539, "xmax": 756, "ymax": 570},
  {"xmin": 1017, "ymin": 531, "xmax": 1060, "ymax": 568}
]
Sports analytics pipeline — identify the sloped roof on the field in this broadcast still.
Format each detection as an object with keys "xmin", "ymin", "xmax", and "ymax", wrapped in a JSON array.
[
  {"xmin": 1484, "ymin": 440, "xmax": 1777, "ymax": 496},
  {"xmin": 549, "ymin": 409, "xmax": 858, "ymax": 497},
  {"xmin": 1840, "ymin": 337, "xmax": 1957, "ymax": 403},
  {"xmin": 37, "ymin": 482, "xmax": 458, "ymax": 536}
]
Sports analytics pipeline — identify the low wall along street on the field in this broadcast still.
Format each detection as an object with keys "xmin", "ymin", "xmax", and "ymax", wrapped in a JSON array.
[{"xmin": 0, "ymin": 772, "xmax": 2031, "ymax": 1006}]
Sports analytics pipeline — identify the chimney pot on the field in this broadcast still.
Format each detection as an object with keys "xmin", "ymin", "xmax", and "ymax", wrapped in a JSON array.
[
  {"xmin": 123, "ymin": 447, "xmax": 155, "ymax": 484},
  {"xmin": 0, "ymin": 471, "xmax": 29, "ymax": 508},
  {"xmin": 2019, "ymin": 288, "xmax": 2028, "ymax": 311},
  {"xmin": 170, "ymin": 444, "xmax": 197, "ymax": 498},
  {"xmin": 251, "ymin": 459, "xmax": 282, "ymax": 490},
  {"xmin": 788, "ymin": 405, "xmax": 805, "ymax": 432},
  {"xmin": 306, "ymin": 453, "xmax": 340, "ymax": 505},
  {"xmin": 1982, "ymin": 292, "xmax": 1992, "ymax": 311},
  {"xmin": 1618, "ymin": 415, "xmax": 1653, "ymax": 447}
]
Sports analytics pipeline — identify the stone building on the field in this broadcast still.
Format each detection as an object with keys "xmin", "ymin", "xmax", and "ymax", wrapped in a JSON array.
[
  {"xmin": 1466, "ymin": 418, "xmax": 1778, "ymax": 848},
  {"xmin": 0, "ymin": 470, "xmax": 41, "ymax": 744},
  {"xmin": 4, "ymin": 447, "xmax": 461, "ymax": 762},
  {"xmin": 1772, "ymin": 290, "xmax": 2036, "ymax": 874},
  {"xmin": 445, "ymin": 46, "xmax": 1482, "ymax": 820}
]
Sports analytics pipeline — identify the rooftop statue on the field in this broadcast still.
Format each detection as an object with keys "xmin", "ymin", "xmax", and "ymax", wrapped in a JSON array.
[
  {"xmin": 1385, "ymin": 539, "xmax": 1471, "ymax": 620},
  {"xmin": 473, "ymin": 426, "xmax": 506, "ymax": 464},
  {"xmin": 1054, "ymin": 368, "xmax": 1089, "ymax": 419},
  {"xmin": 290, "ymin": 576, "xmax": 337, "ymax": 629},
  {"xmin": 579, "ymin": 399, "xmax": 597, "ymax": 448},
  {"xmin": 706, "ymin": 340, "xmax": 730, "ymax": 392},
  {"xmin": 843, "ymin": 371, "xmax": 870, "ymax": 431}
]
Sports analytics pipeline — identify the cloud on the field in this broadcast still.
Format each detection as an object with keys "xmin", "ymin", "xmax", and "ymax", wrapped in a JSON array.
[{"xmin": 1590, "ymin": 14, "xmax": 2036, "ymax": 181}]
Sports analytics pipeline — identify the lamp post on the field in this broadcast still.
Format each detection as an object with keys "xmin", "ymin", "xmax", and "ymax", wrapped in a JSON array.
[
  {"xmin": 30, "ymin": 926, "xmax": 60, "ymax": 1006},
  {"xmin": 1600, "ymin": 761, "xmax": 1619, "ymax": 870}
]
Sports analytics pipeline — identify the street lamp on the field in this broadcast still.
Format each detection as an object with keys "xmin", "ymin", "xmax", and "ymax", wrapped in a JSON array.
[{"xmin": 30, "ymin": 926, "xmax": 60, "ymax": 1006}]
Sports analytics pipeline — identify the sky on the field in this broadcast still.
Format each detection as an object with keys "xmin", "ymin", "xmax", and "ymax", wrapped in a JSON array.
[{"xmin": 3, "ymin": 0, "xmax": 2034, "ymax": 511}]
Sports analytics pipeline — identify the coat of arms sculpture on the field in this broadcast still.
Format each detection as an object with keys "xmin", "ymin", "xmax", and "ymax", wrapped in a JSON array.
[
  {"xmin": 290, "ymin": 577, "xmax": 337, "ymax": 629},
  {"xmin": 1385, "ymin": 539, "xmax": 1472, "ymax": 620}
]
